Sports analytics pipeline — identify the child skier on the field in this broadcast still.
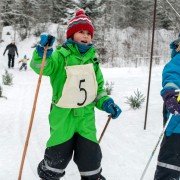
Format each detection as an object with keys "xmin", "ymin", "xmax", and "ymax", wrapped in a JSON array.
[
  {"xmin": 18, "ymin": 55, "xmax": 29, "ymax": 71},
  {"xmin": 30, "ymin": 9, "xmax": 121, "ymax": 180},
  {"xmin": 154, "ymin": 35, "xmax": 180, "ymax": 180}
]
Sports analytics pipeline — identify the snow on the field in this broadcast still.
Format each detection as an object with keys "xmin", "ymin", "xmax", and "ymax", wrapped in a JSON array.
[{"xmin": 0, "ymin": 26, "xmax": 166, "ymax": 180}]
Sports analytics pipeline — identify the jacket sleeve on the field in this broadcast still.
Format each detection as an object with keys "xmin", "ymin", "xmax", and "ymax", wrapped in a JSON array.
[
  {"xmin": 161, "ymin": 54, "xmax": 180, "ymax": 95},
  {"xmin": 30, "ymin": 49, "xmax": 62, "ymax": 76},
  {"xmin": 15, "ymin": 45, "xmax": 18, "ymax": 56},
  {"xmin": 94, "ymin": 63, "xmax": 110, "ymax": 110},
  {"xmin": 3, "ymin": 45, "xmax": 8, "ymax": 55}
]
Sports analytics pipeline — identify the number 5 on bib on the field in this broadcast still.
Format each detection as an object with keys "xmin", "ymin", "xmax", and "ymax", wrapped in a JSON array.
[{"xmin": 56, "ymin": 63, "xmax": 98, "ymax": 108}]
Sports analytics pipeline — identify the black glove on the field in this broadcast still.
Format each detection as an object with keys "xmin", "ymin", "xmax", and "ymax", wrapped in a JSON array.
[{"xmin": 162, "ymin": 89, "xmax": 180, "ymax": 114}]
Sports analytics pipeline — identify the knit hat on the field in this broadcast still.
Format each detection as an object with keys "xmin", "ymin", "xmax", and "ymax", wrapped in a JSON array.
[{"xmin": 66, "ymin": 9, "xmax": 94, "ymax": 39}]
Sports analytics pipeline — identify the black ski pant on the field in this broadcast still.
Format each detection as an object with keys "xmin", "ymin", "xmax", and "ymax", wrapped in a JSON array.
[
  {"xmin": 8, "ymin": 54, "xmax": 15, "ymax": 68},
  {"xmin": 19, "ymin": 63, "xmax": 27, "ymax": 70},
  {"xmin": 154, "ymin": 134, "xmax": 180, "ymax": 180},
  {"xmin": 38, "ymin": 133, "xmax": 105, "ymax": 180}
]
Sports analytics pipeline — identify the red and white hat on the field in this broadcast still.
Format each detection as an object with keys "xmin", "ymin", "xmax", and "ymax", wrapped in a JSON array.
[{"xmin": 66, "ymin": 9, "xmax": 94, "ymax": 39}]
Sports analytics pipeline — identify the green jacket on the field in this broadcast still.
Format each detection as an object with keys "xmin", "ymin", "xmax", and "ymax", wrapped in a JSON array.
[{"xmin": 30, "ymin": 44, "xmax": 109, "ymax": 147}]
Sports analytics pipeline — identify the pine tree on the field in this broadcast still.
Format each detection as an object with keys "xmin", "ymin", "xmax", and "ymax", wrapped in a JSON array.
[
  {"xmin": 78, "ymin": 0, "xmax": 105, "ymax": 19},
  {"xmin": 156, "ymin": 0, "xmax": 172, "ymax": 29},
  {"xmin": 1, "ymin": 0, "xmax": 40, "ymax": 40},
  {"xmin": 124, "ymin": 0, "xmax": 153, "ymax": 29},
  {"xmin": 14, "ymin": 0, "xmax": 37, "ymax": 39},
  {"xmin": 125, "ymin": 89, "xmax": 145, "ymax": 109},
  {"xmin": 50, "ymin": 0, "xmax": 77, "ymax": 24},
  {"xmin": 102, "ymin": 0, "xmax": 126, "ymax": 29},
  {"xmin": 157, "ymin": 0, "xmax": 180, "ymax": 31},
  {"xmin": 2, "ymin": 70, "xmax": 13, "ymax": 86},
  {"xmin": 1, "ymin": 0, "xmax": 15, "ymax": 26}
]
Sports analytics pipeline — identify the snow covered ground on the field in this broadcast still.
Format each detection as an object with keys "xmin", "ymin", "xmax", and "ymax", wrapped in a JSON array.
[{"xmin": 0, "ymin": 27, "xmax": 166, "ymax": 180}]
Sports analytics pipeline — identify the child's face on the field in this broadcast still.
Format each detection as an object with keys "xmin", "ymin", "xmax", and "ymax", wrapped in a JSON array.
[{"xmin": 73, "ymin": 30, "xmax": 92, "ymax": 44}]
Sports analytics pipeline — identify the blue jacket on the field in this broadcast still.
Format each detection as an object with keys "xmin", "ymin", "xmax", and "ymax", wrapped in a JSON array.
[{"xmin": 161, "ymin": 43, "xmax": 180, "ymax": 135}]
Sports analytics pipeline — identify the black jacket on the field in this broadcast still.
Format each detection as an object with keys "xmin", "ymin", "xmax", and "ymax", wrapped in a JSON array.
[{"xmin": 3, "ymin": 43, "xmax": 18, "ymax": 56}]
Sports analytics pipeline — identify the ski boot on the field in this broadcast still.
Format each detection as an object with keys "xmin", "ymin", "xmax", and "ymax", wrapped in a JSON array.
[
  {"xmin": 81, "ymin": 175, "xmax": 106, "ymax": 180},
  {"xmin": 98, "ymin": 175, "xmax": 106, "ymax": 180}
]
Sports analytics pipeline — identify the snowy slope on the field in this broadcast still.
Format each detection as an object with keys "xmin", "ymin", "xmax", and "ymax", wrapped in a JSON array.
[{"xmin": 0, "ymin": 27, "xmax": 165, "ymax": 180}]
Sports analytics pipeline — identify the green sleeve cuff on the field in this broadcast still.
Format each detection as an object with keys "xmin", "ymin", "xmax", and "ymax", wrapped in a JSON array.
[{"xmin": 95, "ymin": 95, "xmax": 110, "ymax": 110}]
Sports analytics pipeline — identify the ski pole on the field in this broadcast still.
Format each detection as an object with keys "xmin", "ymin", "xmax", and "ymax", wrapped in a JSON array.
[
  {"xmin": 18, "ymin": 46, "xmax": 49, "ymax": 180},
  {"xmin": 140, "ymin": 113, "xmax": 173, "ymax": 180},
  {"xmin": 140, "ymin": 90, "xmax": 180, "ymax": 180},
  {"xmin": 98, "ymin": 115, "xmax": 112, "ymax": 143}
]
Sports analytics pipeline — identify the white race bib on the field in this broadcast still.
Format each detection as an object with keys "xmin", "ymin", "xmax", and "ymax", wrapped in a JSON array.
[{"xmin": 56, "ymin": 63, "xmax": 98, "ymax": 108}]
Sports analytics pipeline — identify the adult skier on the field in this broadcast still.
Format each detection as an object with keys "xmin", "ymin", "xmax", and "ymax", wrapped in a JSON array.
[{"xmin": 3, "ymin": 41, "xmax": 18, "ymax": 68}]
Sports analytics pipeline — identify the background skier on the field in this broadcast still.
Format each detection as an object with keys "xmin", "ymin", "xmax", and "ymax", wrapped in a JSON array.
[
  {"xmin": 18, "ymin": 55, "xmax": 29, "ymax": 71},
  {"xmin": 3, "ymin": 41, "xmax": 19, "ymax": 68}
]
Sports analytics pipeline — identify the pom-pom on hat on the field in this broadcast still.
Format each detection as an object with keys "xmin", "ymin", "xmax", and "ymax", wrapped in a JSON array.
[{"xmin": 66, "ymin": 9, "xmax": 94, "ymax": 39}]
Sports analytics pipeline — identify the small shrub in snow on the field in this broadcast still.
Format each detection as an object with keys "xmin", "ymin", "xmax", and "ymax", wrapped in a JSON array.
[
  {"xmin": 6, "ymin": 32, "xmax": 10, "ymax": 35},
  {"xmin": 105, "ymin": 81, "xmax": 114, "ymax": 95},
  {"xmin": 0, "ymin": 85, "xmax": 7, "ymax": 99},
  {"xmin": 125, "ymin": 89, "xmax": 145, "ymax": 109},
  {"xmin": 2, "ymin": 70, "xmax": 13, "ymax": 86},
  {"xmin": 0, "ymin": 85, "xmax": 2, "ymax": 97}
]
